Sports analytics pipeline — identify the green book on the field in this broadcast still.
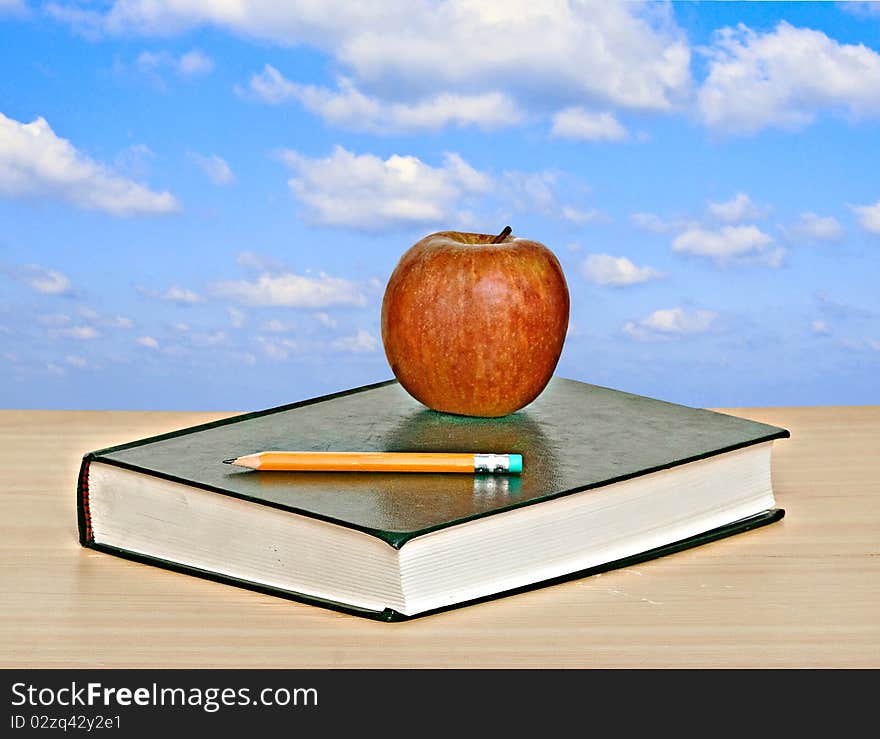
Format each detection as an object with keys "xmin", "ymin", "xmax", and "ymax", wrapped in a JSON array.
[{"xmin": 77, "ymin": 376, "xmax": 789, "ymax": 621}]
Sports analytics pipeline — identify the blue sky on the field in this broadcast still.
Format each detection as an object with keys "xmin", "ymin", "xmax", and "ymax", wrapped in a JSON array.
[{"xmin": 1, "ymin": 1, "xmax": 878, "ymax": 411}]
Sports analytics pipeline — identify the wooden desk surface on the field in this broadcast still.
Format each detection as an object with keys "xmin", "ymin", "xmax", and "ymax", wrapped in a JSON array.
[{"xmin": 1, "ymin": 406, "xmax": 877, "ymax": 668}]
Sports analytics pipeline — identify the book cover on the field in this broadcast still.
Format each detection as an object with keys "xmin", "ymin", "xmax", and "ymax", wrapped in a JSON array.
[{"xmin": 77, "ymin": 376, "xmax": 789, "ymax": 620}]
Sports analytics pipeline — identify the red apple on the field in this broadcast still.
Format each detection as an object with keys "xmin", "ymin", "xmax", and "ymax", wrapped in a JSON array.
[{"xmin": 381, "ymin": 227, "xmax": 570, "ymax": 417}]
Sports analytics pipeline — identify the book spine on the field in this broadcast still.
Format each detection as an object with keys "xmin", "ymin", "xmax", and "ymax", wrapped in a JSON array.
[{"xmin": 76, "ymin": 455, "xmax": 94, "ymax": 545}]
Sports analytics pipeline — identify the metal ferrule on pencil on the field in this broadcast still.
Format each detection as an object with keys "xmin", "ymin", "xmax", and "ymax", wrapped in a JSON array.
[{"xmin": 474, "ymin": 454, "xmax": 522, "ymax": 474}]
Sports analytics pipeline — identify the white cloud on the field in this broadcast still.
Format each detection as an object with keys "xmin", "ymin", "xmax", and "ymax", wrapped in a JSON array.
[
  {"xmin": 630, "ymin": 212, "xmax": 693, "ymax": 234},
  {"xmin": 332, "ymin": 329, "xmax": 379, "ymax": 353},
  {"xmin": 815, "ymin": 292, "xmax": 875, "ymax": 320},
  {"xmin": 561, "ymin": 206, "xmax": 605, "ymax": 225},
  {"xmin": 186, "ymin": 329, "xmax": 228, "ymax": 347},
  {"xmin": 236, "ymin": 251, "xmax": 287, "ymax": 273},
  {"xmin": 698, "ymin": 21, "xmax": 880, "ymax": 134},
  {"xmin": 842, "ymin": 2, "xmax": 880, "ymax": 19},
  {"xmin": 246, "ymin": 66, "xmax": 524, "ymax": 132},
  {"xmin": 136, "ymin": 335, "xmax": 159, "ymax": 349},
  {"xmin": 211, "ymin": 271, "xmax": 366, "ymax": 308},
  {"xmin": 246, "ymin": 64, "xmax": 298, "ymax": 104},
  {"xmin": 841, "ymin": 336, "xmax": 880, "ymax": 352},
  {"xmin": 811, "ymin": 320, "xmax": 830, "ymax": 335},
  {"xmin": 52, "ymin": 1, "xmax": 692, "ymax": 127},
  {"xmin": 635, "ymin": 202, "xmax": 788, "ymax": 267},
  {"xmin": 137, "ymin": 49, "xmax": 213, "ymax": 78},
  {"xmin": 499, "ymin": 170, "xmax": 599, "ymax": 225},
  {"xmin": 78, "ymin": 305, "xmax": 99, "ymax": 320},
  {"xmin": 0, "ymin": 0, "xmax": 27, "ymax": 16},
  {"xmin": 164, "ymin": 288, "xmax": 203, "ymax": 304},
  {"xmin": 582, "ymin": 254, "xmax": 664, "ymax": 286},
  {"xmin": 139, "ymin": 285, "xmax": 204, "ymax": 304},
  {"xmin": 851, "ymin": 199, "xmax": 880, "ymax": 234},
  {"xmin": 550, "ymin": 109, "xmax": 629, "ymax": 141},
  {"xmin": 624, "ymin": 307, "xmax": 717, "ymax": 340},
  {"xmin": 256, "ymin": 336, "xmax": 299, "ymax": 360},
  {"xmin": 17, "ymin": 264, "xmax": 73, "ymax": 295},
  {"xmin": 707, "ymin": 192, "xmax": 770, "ymax": 223},
  {"xmin": 65, "ymin": 354, "xmax": 88, "ymax": 368},
  {"xmin": 786, "ymin": 212, "xmax": 844, "ymax": 242},
  {"xmin": 0, "ymin": 112, "xmax": 178, "ymax": 216},
  {"xmin": 672, "ymin": 225, "xmax": 783, "ymax": 267},
  {"xmin": 178, "ymin": 50, "xmax": 213, "ymax": 76},
  {"xmin": 41, "ymin": 306, "xmax": 134, "ymax": 329},
  {"xmin": 38, "ymin": 313, "xmax": 71, "ymax": 326},
  {"xmin": 108, "ymin": 315, "xmax": 134, "ymax": 329},
  {"xmin": 189, "ymin": 152, "xmax": 235, "ymax": 185},
  {"xmin": 261, "ymin": 318, "xmax": 296, "ymax": 333},
  {"xmin": 54, "ymin": 325, "xmax": 100, "ymax": 340},
  {"xmin": 313, "ymin": 312, "xmax": 338, "ymax": 329},
  {"xmin": 279, "ymin": 145, "xmax": 490, "ymax": 231},
  {"xmin": 113, "ymin": 143, "xmax": 155, "ymax": 178},
  {"xmin": 135, "ymin": 51, "xmax": 162, "ymax": 71},
  {"xmin": 227, "ymin": 307, "xmax": 246, "ymax": 328}
]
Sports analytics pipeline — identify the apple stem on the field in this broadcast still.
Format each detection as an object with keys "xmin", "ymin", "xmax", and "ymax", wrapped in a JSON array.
[{"xmin": 491, "ymin": 226, "xmax": 512, "ymax": 244}]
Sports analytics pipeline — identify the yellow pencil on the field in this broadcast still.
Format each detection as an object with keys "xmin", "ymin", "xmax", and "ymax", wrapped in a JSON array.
[{"xmin": 222, "ymin": 451, "xmax": 522, "ymax": 474}]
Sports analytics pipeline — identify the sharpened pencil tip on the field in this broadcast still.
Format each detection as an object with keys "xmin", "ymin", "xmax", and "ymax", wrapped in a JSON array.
[{"xmin": 222, "ymin": 458, "xmax": 236, "ymax": 464}]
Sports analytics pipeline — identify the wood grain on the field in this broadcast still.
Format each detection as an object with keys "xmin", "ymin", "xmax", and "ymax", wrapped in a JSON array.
[{"xmin": 1, "ymin": 406, "xmax": 877, "ymax": 668}]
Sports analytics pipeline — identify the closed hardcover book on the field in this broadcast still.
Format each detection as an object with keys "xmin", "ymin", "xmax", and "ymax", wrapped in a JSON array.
[{"xmin": 77, "ymin": 377, "xmax": 789, "ymax": 621}]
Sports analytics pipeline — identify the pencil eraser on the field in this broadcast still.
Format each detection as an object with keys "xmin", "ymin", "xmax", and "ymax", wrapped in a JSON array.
[{"xmin": 508, "ymin": 454, "xmax": 522, "ymax": 474}]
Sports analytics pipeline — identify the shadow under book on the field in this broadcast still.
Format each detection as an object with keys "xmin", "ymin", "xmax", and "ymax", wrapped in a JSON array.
[{"xmin": 77, "ymin": 376, "xmax": 789, "ymax": 621}]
